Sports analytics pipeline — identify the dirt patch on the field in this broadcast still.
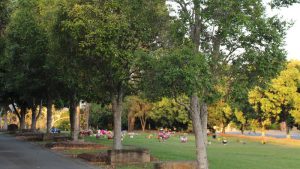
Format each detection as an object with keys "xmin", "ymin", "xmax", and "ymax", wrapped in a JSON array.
[
  {"xmin": 154, "ymin": 161, "xmax": 197, "ymax": 169},
  {"xmin": 220, "ymin": 133, "xmax": 300, "ymax": 146}
]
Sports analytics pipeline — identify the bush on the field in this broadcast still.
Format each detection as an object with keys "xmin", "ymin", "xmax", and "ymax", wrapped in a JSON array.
[
  {"xmin": 57, "ymin": 120, "xmax": 70, "ymax": 131},
  {"xmin": 7, "ymin": 124, "xmax": 18, "ymax": 131}
]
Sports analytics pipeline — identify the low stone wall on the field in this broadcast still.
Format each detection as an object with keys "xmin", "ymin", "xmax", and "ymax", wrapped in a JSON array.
[
  {"xmin": 15, "ymin": 133, "xmax": 69, "ymax": 142},
  {"xmin": 15, "ymin": 133, "xmax": 44, "ymax": 141},
  {"xmin": 45, "ymin": 141, "xmax": 107, "ymax": 150},
  {"xmin": 107, "ymin": 149, "xmax": 150, "ymax": 165},
  {"xmin": 15, "ymin": 132, "xmax": 43, "ymax": 137},
  {"xmin": 154, "ymin": 161, "xmax": 197, "ymax": 169},
  {"xmin": 78, "ymin": 152, "xmax": 108, "ymax": 163}
]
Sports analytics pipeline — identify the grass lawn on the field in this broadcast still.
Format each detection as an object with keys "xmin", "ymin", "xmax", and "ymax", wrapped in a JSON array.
[{"xmin": 84, "ymin": 132, "xmax": 300, "ymax": 169}]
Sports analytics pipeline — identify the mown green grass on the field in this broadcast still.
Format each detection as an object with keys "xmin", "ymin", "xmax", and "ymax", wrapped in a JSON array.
[{"xmin": 84, "ymin": 133, "xmax": 300, "ymax": 169}]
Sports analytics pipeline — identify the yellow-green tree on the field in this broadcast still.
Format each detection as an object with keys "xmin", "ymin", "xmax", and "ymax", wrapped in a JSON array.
[
  {"xmin": 208, "ymin": 100, "xmax": 232, "ymax": 134},
  {"xmin": 249, "ymin": 60, "xmax": 300, "ymax": 137},
  {"xmin": 233, "ymin": 109, "xmax": 247, "ymax": 134},
  {"xmin": 124, "ymin": 96, "xmax": 153, "ymax": 132}
]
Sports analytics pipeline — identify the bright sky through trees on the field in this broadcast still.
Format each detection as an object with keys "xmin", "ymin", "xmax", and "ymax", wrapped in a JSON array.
[
  {"xmin": 266, "ymin": 1, "xmax": 300, "ymax": 60},
  {"xmin": 167, "ymin": 0, "xmax": 300, "ymax": 60}
]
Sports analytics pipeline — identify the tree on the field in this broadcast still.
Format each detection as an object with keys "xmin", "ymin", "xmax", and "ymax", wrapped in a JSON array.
[
  {"xmin": 89, "ymin": 103, "xmax": 113, "ymax": 130},
  {"xmin": 143, "ymin": 0, "xmax": 289, "ymax": 168},
  {"xmin": 150, "ymin": 97, "xmax": 191, "ymax": 131},
  {"xmin": 41, "ymin": 0, "xmax": 92, "ymax": 140},
  {"xmin": 233, "ymin": 109, "xmax": 247, "ymax": 134},
  {"xmin": 4, "ymin": 0, "xmax": 48, "ymax": 130},
  {"xmin": 270, "ymin": 0, "xmax": 300, "ymax": 8},
  {"xmin": 249, "ymin": 60, "xmax": 300, "ymax": 137},
  {"xmin": 0, "ymin": 0, "xmax": 11, "ymax": 120},
  {"xmin": 208, "ymin": 100, "xmax": 233, "ymax": 134},
  {"xmin": 124, "ymin": 96, "xmax": 153, "ymax": 131},
  {"xmin": 141, "ymin": 46, "xmax": 211, "ymax": 169},
  {"xmin": 0, "ymin": 0, "xmax": 10, "ymax": 36},
  {"xmin": 71, "ymin": 0, "xmax": 169, "ymax": 149},
  {"xmin": 248, "ymin": 86, "xmax": 273, "ymax": 136}
]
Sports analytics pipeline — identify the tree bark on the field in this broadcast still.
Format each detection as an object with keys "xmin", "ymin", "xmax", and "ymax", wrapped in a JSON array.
[
  {"xmin": 188, "ymin": 1, "xmax": 208, "ymax": 168},
  {"xmin": 140, "ymin": 116, "xmax": 146, "ymax": 132},
  {"xmin": 241, "ymin": 124, "xmax": 245, "ymax": 135},
  {"xmin": 112, "ymin": 90, "xmax": 123, "ymax": 150},
  {"xmin": 84, "ymin": 103, "xmax": 90, "ymax": 130},
  {"xmin": 128, "ymin": 115, "xmax": 135, "ymax": 132},
  {"xmin": 200, "ymin": 103, "xmax": 208, "ymax": 146},
  {"xmin": 261, "ymin": 125, "xmax": 266, "ymax": 137},
  {"xmin": 19, "ymin": 106, "xmax": 26, "ymax": 130},
  {"xmin": 222, "ymin": 124, "xmax": 226, "ymax": 134},
  {"xmin": 286, "ymin": 125, "xmax": 290, "ymax": 139},
  {"xmin": 70, "ymin": 105, "xmax": 74, "ymax": 134},
  {"xmin": 191, "ymin": 95, "xmax": 208, "ymax": 169},
  {"xmin": 46, "ymin": 98, "xmax": 53, "ymax": 133},
  {"xmin": 31, "ymin": 104, "xmax": 37, "ymax": 131},
  {"xmin": 70, "ymin": 96, "xmax": 80, "ymax": 141},
  {"xmin": 3, "ymin": 112, "xmax": 7, "ymax": 130},
  {"xmin": 36, "ymin": 100, "xmax": 43, "ymax": 121},
  {"xmin": 0, "ymin": 115, "xmax": 2, "ymax": 129}
]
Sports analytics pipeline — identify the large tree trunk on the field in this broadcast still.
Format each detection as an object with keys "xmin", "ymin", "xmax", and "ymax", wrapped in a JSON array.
[
  {"xmin": 200, "ymin": 103, "xmax": 208, "ymax": 146},
  {"xmin": 0, "ymin": 114, "xmax": 2, "ymax": 129},
  {"xmin": 31, "ymin": 104, "xmax": 37, "ymax": 131},
  {"xmin": 286, "ymin": 124, "xmax": 290, "ymax": 139},
  {"xmin": 261, "ymin": 125, "xmax": 266, "ymax": 137},
  {"xmin": 241, "ymin": 124, "xmax": 245, "ymax": 135},
  {"xmin": 70, "ymin": 105, "xmax": 74, "ymax": 134},
  {"xmin": 84, "ymin": 103, "xmax": 90, "ymax": 130},
  {"xmin": 36, "ymin": 100, "xmax": 43, "ymax": 123},
  {"xmin": 191, "ymin": 95, "xmax": 208, "ymax": 169},
  {"xmin": 140, "ymin": 116, "xmax": 146, "ymax": 132},
  {"xmin": 112, "ymin": 90, "xmax": 123, "ymax": 150},
  {"xmin": 19, "ymin": 106, "xmax": 26, "ymax": 130},
  {"xmin": 70, "ymin": 97, "xmax": 80, "ymax": 141},
  {"xmin": 46, "ymin": 98, "xmax": 53, "ymax": 134},
  {"xmin": 3, "ymin": 112, "xmax": 7, "ymax": 130},
  {"xmin": 128, "ymin": 114, "xmax": 135, "ymax": 132},
  {"xmin": 222, "ymin": 124, "xmax": 226, "ymax": 134}
]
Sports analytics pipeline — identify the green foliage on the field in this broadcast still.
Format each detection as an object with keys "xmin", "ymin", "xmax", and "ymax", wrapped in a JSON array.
[
  {"xmin": 124, "ymin": 95, "xmax": 152, "ymax": 130},
  {"xmin": 2, "ymin": 0, "xmax": 49, "ymax": 108},
  {"xmin": 150, "ymin": 97, "xmax": 190, "ymax": 130},
  {"xmin": 57, "ymin": 119, "xmax": 70, "ymax": 131},
  {"xmin": 89, "ymin": 103, "xmax": 129, "ymax": 130},
  {"xmin": 249, "ymin": 60, "xmax": 300, "ymax": 129},
  {"xmin": 89, "ymin": 103, "xmax": 113, "ymax": 130},
  {"xmin": 270, "ymin": 0, "xmax": 300, "ymax": 8},
  {"xmin": 208, "ymin": 99, "xmax": 233, "ymax": 130},
  {"xmin": 0, "ymin": 0, "xmax": 11, "ymax": 34},
  {"xmin": 53, "ymin": 0, "xmax": 170, "ymax": 101},
  {"xmin": 141, "ymin": 46, "xmax": 211, "ymax": 100}
]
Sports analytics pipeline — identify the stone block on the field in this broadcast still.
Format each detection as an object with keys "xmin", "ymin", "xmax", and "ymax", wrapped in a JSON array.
[
  {"xmin": 107, "ymin": 149, "xmax": 150, "ymax": 165},
  {"xmin": 45, "ymin": 141, "xmax": 107, "ymax": 150},
  {"xmin": 78, "ymin": 152, "xmax": 108, "ymax": 163}
]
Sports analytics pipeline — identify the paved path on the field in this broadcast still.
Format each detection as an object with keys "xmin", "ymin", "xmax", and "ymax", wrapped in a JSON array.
[{"xmin": 0, "ymin": 133, "xmax": 99, "ymax": 169}]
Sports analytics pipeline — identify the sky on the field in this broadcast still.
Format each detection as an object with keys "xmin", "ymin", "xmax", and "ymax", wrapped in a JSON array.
[{"xmin": 267, "ymin": 3, "xmax": 300, "ymax": 61}]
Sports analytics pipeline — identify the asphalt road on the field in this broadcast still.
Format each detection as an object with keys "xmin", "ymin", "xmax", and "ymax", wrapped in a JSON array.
[{"xmin": 0, "ymin": 133, "xmax": 99, "ymax": 169}]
